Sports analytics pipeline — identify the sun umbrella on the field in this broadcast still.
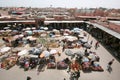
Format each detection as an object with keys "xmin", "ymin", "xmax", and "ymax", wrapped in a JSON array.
[
  {"xmin": 33, "ymin": 48, "xmax": 42, "ymax": 55},
  {"xmin": 82, "ymin": 57, "xmax": 89, "ymax": 62},
  {"xmin": 75, "ymin": 51, "xmax": 84, "ymax": 57},
  {"xmin": 28, "ymin": 55, "xmax": 38, "ymax": 58},
  {"xmin": 63, "ymin": 33, "xmax": 69, "ymax": 36},
  {"xmin": 33, "ymin": 30, "xmax": 38, "ymax": 33},
  {"xmin": 6, "ymin": 29, "xmax": 12, "ymax": 32},
  {"xmin": 0, "ymin": 30, "xmax": 5, "ymax": 32},
  {"xmin": 78, "ymin": 34, "xmax": 84, "ymax": 38},
  {"xmin": 88, "ymin": 54, "xmax": 96, "ymax": 61},
  {"xmin": 37, "ymin": 30, "xmax": 45, "ymax": 33},
  {"xmin": 29, "ymin": 37, "xmax": 37, "ymax": 41},
  {"xmin": 25, "ymin": 30, "xmax": 33, "ymax": 35},
  {"xmin": 26, "ymin": 36, "xmax": 36, "ymax": 41},
  {"xmin": 40, "ymin": 33, "xmax": 47, "ymax": 37},
  {"xmin": 13, "ymin": 35, "xmax": 19, "ymax": 40},
  {"xmin": 50, "ymin": 49, "xmax": 57, "ymax": 55},
  {"xmin": 79, "ymin": 37, "xmax": 87, "ymax": 43},
  {"xmin": 67, "ymin": 36, "xmax": 78, "ymax": 42},
  {"xmin": 4, "ymin": 27, "xmax": 10, "ymax": 30},
  {"xmin": 53, "ymin": 29, "xmax": 58, "ymax": 32},
  {"xmin": 26, "ymin": 36, "xmax": 33, "ymax": 39},
  {"xmin": 64, "ymin": 36, "xmax": 78, "ymax": 42},
  {"xmin": 32, "ymin": 27, "xmax": 36, "ymax": 30},
  {"xmin": 40, "ymin": 27, "xmax": 44, "ymax": 30},
  {"xmin": 22, "ymin": 28, "xmax": 26, "ymax": 31},
  {"xmin": 72, "ymin": 28, "xmax": 83, "ymax": 33},
  {"xmin": 64, "ymin": 49, "xmax": 74, "ymax": 56},
  {"xmin": 0, "ymin": 47, "xmax": 11, "ymax": 53},
  {"xmin": 40, "ymin": 50, "xmax": 50, "ymax": 58},
  {"xmin": 26, "ymin": 27, "xmax": 31, "ymax": 30},
  {"xmin": 19, "ymin": 34, "xmax": 24, "ymax": 38},
  {"xmin": 12, "ymin": 30, "xmax": 18, "ymax": 32},
  {"xmin": 18, "ymin": 49, "xmax": 28, "ymax": 56},
  {"xmin": 44, "ymin": 27, "xmax": 48, "ymax": 30},
  {"xmin": 83, "ymin": 43, "xmax": 92, "ymax": 49}
]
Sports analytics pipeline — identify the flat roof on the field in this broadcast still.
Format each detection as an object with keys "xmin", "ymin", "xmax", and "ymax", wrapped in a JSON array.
[
  {"xmin": 109, "ymin": 21, "xmax": 120, "ymax": 25},
  {"xmin": 44, "ymin": 21, "xmax": 84, "ymax": 24},
  {"xmin": 0, "ymin": 20, "xmax": 35, "ymax": 23},
  {"xmin": 86, "ymin": 22, "xmax": 120, "ymax": 39}
]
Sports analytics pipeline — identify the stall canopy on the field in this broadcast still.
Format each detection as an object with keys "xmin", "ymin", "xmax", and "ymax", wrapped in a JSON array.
[
  {"xmin": 4, "ymin": 27, "xmax": 10, "ymax": 30},
  {"xmin": 0, "ymin": 47, "xmax": 11, "ymax": 53},
  {"xmin": 75, "ymin": 51, "xmax": 84, "ymax": 57},
  {"xmin": 72, "ymin": 28, "xmax": 83, "ymax": 33},
  {"xmin": 88, "ymin": 54, "xmax": 96, "ymax": 61},
  {"xmin": 40, "ymin": 50, "xmax": 50, "ymax": 58},
  {"xmin": 50, "ymin": 49, "xmax": 58, "ymax": 55},
  {"xmin": 26, "ymin": 36, "xmax": 37, "ymax": 41},
  {"xmin": 64, "ymin": 36, "xmax": 78, "ymax": 41},
  {"xmin": 25, "ymin": 30, "xmax": 33, "ymax": 35},
  {"xmin": 18, "ymin": 49, "xmax": 28, "ymax": 56},
  {"xmin": 65, "ymin": 49, "xmax": 74, "ymax": 56}
]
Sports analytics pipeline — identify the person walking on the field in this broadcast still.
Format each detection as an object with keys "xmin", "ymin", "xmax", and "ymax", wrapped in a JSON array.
[
  {"xmin": 95, "ymin": 41, "xmax": 99, "ymax": 50},
  {"xmin": 107, "ymin": 59, "xmax": 114, "ymax": 73},
  {"xmin": 90, "ymin": 40, "xmax": 93, "ymax": 45},
  {"xmin": 62, "ymin": 44, "xmax": 65, "ymax": 52}
]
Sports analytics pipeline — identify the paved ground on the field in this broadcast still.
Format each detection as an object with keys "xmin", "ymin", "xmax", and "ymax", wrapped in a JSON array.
[{"xmin": 0, "ymin": 33, "xmax": 120, "ymax": 80}]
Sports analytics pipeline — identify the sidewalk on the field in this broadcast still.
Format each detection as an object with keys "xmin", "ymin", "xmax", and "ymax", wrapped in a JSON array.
[{"xmin": 79, "ymin": 33, "xmax": 120, "ymax": 80}]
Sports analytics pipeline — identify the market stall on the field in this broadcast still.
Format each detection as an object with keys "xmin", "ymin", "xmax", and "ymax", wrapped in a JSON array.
[
  {"xmin": 1, "ymin": 55, "xmax": 18, "ymax": 70},
  {"xmin": 0, "ymin": 47, "xmax": 11, "ymax": 56},
  {"xmin": 17, "ymin": 49, "xmax": 28, "ymax": 56}
]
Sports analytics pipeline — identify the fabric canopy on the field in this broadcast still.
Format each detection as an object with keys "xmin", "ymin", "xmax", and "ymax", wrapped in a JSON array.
[
  {"xmin": 18, "ymin": 49, "xmax": 28, "ymax": 56},
  {"xmin": 0, "ymin": 47, "xmax": 11, "ymax": 53}
]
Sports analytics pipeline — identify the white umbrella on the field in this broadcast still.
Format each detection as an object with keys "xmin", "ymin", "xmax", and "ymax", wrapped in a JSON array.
[
  {"xmin": 28, "ymin": 55, "xmax": 38, "ymax": 58},
  {"xmin": 75, "ymin": 51, "xmax": 84, "ymax": 56},
  {"xmin": 64, "ymin": 36, "xmax": 78, "ymax": 41},
  {"xmin": 40, "ymin": 33, "xmax": 47, "ymax": 37},
  {"xmin": 13, "ymin": 35, "xmax": 19, "ymax": 40},
  {"xmin": 65, "ymin": 49, "xmax": 74, "ymax": 56},
  {"xmin": 26, "ymin": 27, "xmax": 31, "ymax": 30},
  {"xmin": 12, "ymin": 30, "xmax": 18, "ymax": 33},
  {"xmin": 6, "ymin": 29, "xmax": 12, "ymax": 32},
  {"xmin": 33, "ymin": 30, "xmax": 38, "ymax": 32},
  {"xmin": 4, "ymin": 27, "xmax": 10, "ymax": 30},
  {"xmin": 50, "ymin": 49, "xmax": 57, "ymax": 55},
  {"xmin": 53, "ymin": 29, "xmax": 58, "ymax": 32},
  {"xmin": 88, "ymin": 54, "xmax": 96, "ymax": 61},
  {"xmin": 26, "ymin": 36, "xmax": 33, "ymax": 39},
  {"xmin": 19, "ymin": 34, "xmax": 24, "ymax": 38},
  {"xmin": 65, "ymin": 29, "xmax": 70, "ymax": 32},
  {"xmin": 25, "ymin": 30, "xmax": 33, "ymax": 35},
  {"xmin": 22, "ymin": 28, "xmax": 26, "ymax": 31},
  {"xmin": 26, "ymin": 36, "xmax": 36, "ymax": 41},
  {"xmin": 32, "ymin": 27, "xmax": 36, "ymax": 30},
  {"xmin": 0, "ymin": 47, "xmax": 11, "ymax": 53},
  {"xmin": 0, "ymin": 30, "xmax": 5, "ymax": 32},
  {"xmin": 18, "ymin": 49, "xmax": 28, "ymax": 56},
  {"xmin": 78, "ymin": 34, "xmax": 84, "ymax": 38},
  {"xmin": 63, "ymin": 33, "xmax": 69, "ymax": 36},
  {"xmin": 82, "ymin": 57, "xmax": 89, "ymax": 62},
  {"xmin": 44, "ymin": 27, "xmax": 48, "ymax": 30},
  {"xmin": 83, "ymin": 43, "xmax": 92, "ymax": 49},
  {"xmin": 40, "ymin": 27, "xmax": 44, "ymax": 30},
  {"xmin": 80, "ymin": 37, "xmax": 87, "ymax": 43},
  {"xmin": 40, "ymin": 50, "xmax": 50, "ymax": 58}
]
